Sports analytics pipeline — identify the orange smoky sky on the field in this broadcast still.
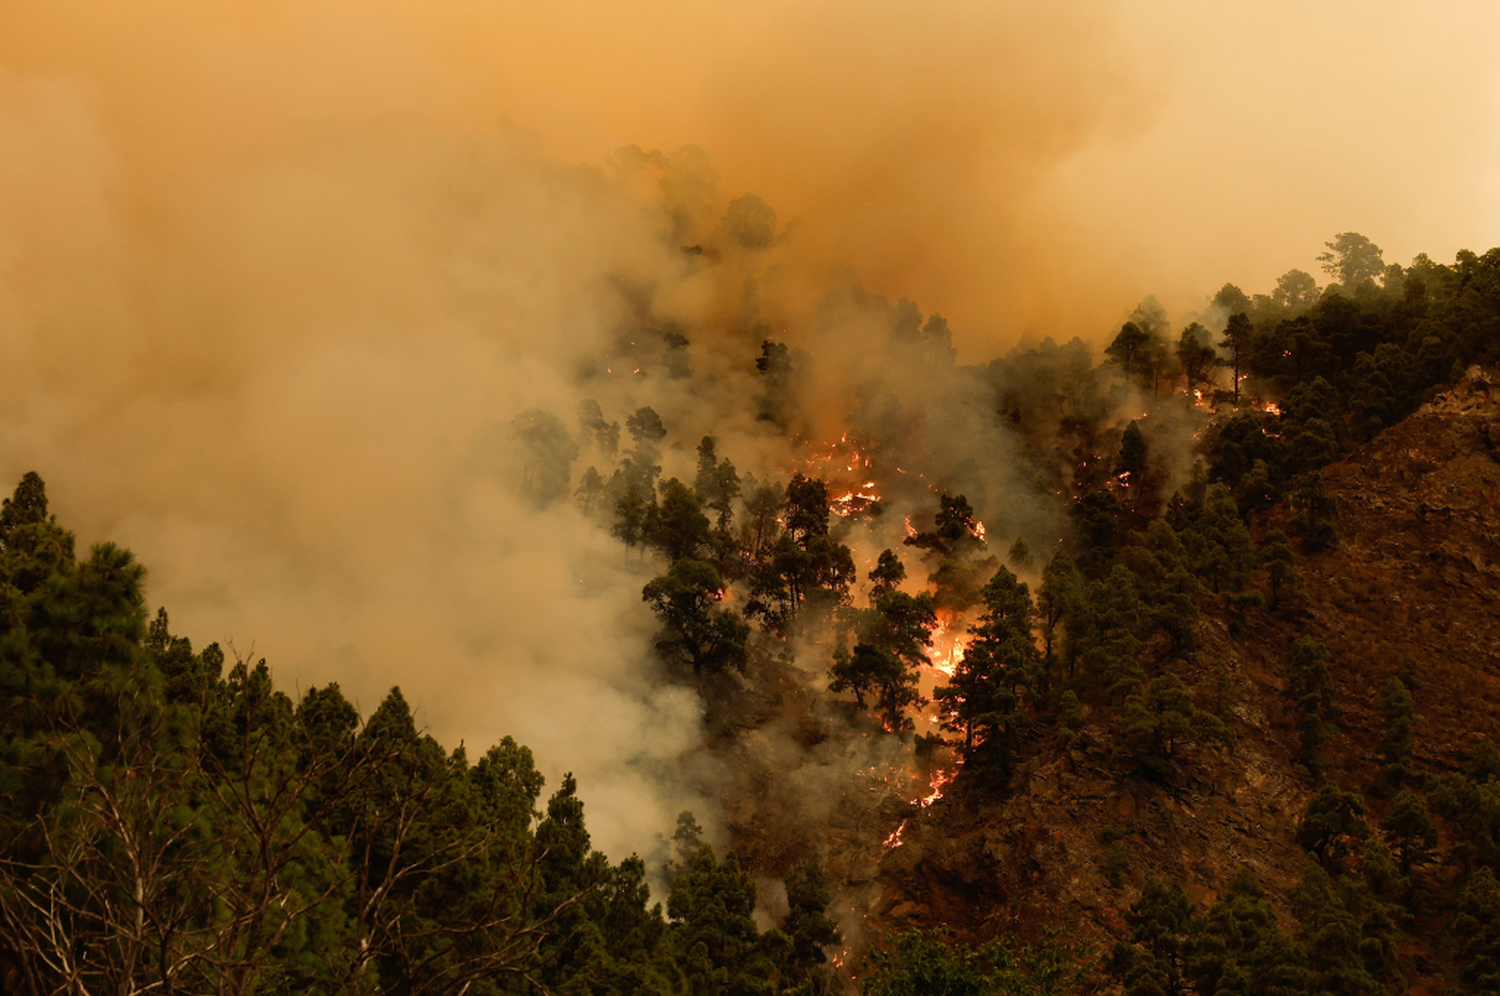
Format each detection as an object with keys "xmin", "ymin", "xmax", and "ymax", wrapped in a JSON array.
[
  {"xmin": 2, "ymin": 0, "xmax": 1499, "ymax": 859},
  {"xmin": 4, "ymin": 0, "xmax": 1496, "ymax": 357}
]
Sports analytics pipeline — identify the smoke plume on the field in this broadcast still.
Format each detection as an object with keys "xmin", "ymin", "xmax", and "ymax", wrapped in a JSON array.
[{"xmin": 1, "ymin": 0, "xmax": 1496, "ymax": 860}]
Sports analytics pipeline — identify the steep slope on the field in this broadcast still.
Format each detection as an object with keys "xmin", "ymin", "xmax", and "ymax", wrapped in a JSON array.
[
  {"xmin": 1311, "ymin": 365, "xmax": 1500, "ymax": 775},
  {"xmin": 845, "ymin": 366, "xmax": 1500, "ymax": 982}
]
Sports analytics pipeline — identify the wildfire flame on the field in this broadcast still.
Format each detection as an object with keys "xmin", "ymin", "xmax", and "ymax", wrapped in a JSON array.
[
  {"xmin": 920, "ymin": 768, "xmax": 956, "ymax": 808},
  {"xmin": 936, "ymin": 638, "xmax": 963, "ymax": 679},
  {"xmin": 924, "ymin": 618, "xmax": 965, "ymax": 679},
  {"xmin": 882, "ymin": 820, "xmax": 907, "ymax": 849},
  {"xmin": 802, "ymin": 432, "xmax": 881, "ymax": 516}
]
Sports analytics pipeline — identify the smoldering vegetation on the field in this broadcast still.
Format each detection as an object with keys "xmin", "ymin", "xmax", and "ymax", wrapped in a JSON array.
[
  {"xmin": 0, "ymin": 4, "xmax": 1155, "ymax": 860},
  {"xmin": 1, "ymin": 0, "xmax": 1498, "ymax": 890}
]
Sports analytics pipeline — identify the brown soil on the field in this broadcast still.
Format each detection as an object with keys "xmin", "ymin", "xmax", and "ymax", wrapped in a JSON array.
[{"xmin": 709, "ymin": 366, "xmax": 1500, "ymax": 988}]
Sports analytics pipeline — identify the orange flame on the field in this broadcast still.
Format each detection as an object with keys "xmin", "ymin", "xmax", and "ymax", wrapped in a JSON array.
[
  {"xmin": 924, "ymin": 616, "xmax": 966, "ymax": 679},
  {"xmin": 920, "ymin": 768, "xmax": 955, "ymax": 808},
  {"xmin": 800, "ymin": 431, "xmax": 882, "ymax": 515}
]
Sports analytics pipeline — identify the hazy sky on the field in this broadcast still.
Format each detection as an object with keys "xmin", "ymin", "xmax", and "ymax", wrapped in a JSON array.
[
  {"xmin": 2, "ymin": 0, "xmax": 1497, "ymax": 858},
  {"xmin": 3, "ymin": 1, "xmax": 1496, "ymax": 354}
]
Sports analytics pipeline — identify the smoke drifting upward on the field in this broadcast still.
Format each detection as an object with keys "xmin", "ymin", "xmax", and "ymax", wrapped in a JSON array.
[
  {"xmin": 1, "ymin": 0, "xmax": 1497, "ymax": 859},
  {"xmin": 4, "ymin": 3, "xmax": 1497, "ymax": 343}
]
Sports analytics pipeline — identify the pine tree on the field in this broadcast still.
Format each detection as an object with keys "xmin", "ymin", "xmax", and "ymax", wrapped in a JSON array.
[
  {"xmin": 1285, "ymin": 638, "xmax": 1338, "ymax": 775},
  {"xmin": 934, "ymin": 566, "xmax": 1035, "ymax": 769},
  {"xmin": 1112, "ymin": 876, "xmax": 1194, "ymax": 996},
  {"xmin": 668, "ymin": 845, "xmax": 774, "ymax": 996},
  {"xmin": 642, "ymin": 560, "xmax": 750, "ymax": 674},
  {"xmin": 1297, "ymin": 782, "xmax": 1369, "ymax": 867}
]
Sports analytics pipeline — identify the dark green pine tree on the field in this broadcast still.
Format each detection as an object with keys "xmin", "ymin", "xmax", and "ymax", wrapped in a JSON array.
[
  {"xmin": 1289, "ymin": 473, "xmax": 1339, "ymax": 553},
  {"xmin": 1112, "ymin": 876, "xmax": 1195, "ymax": 996},
  {"xmin": 694, "ymin": 436, "xmax": 742, "ymax": 537},
  {"xmin": 642, "ymin": 559, "xmax": 750, "ymax": 675},
  {"xmin": 831, "ymin": 549, "xmax": 920, "ymax": 708},
  {"xmin": 1075, "ymin": 565, "xmax": 1149, "ymax": 703},
  {"xmin": 1219, "ymin": 312, "xmax": 1253, "ymax": 403},
  {"xmin": 764, "ymin": 854, "xmax": 841, "ymax": 994},
  {"xmin": 1291, "ymin": 860, "xmax": 1404, "ymax": 996},
  {"xmin": 830, "ymin": 583, "xmax": 934, "ymax": 733},
  {"xmin": 1453, "ymin": 866, "xmax": 1500, "ymax": 996},
  {"xmin": 746, "ymin": 475, "xmax": 855, "ymax": 634},
  {"xmin": 867, "ymin": 549, "xmax": 906, "ymax": 599},
  {"xmin": 1035, "ymin": 549, "xmax": 1082, "ymax": 676},
  {"xmin": 1108, "ymin": 321, "xmax": 1153, "ymax": 383},
  {"xmin": 1118, "ymin": 420, "xmax": 1148, "ymax": 485},
  {"xmin": 1428, "ymin": 738, "xmax": 1500, "ymax": 876},
  {"xmin": 648, "ymin": 478, "xmax": 715, "ymax": 562},
  {"xmin": 1296, "ymin": 781, "xmax": 1370, "ymax": 868},
  {"xmin": 1261, "ymin": 530, "xmax": 1305, "ymax": 613},
  {"xmin": 1177, "ymin": 323, "xmax": 1219, "ymax": 395},
  {"xmin": 1118, "ymin": 671, "xmax": 1228, "ymax": 780},
  {"xmin": 904, "ymin": 493, "xmax": 995, "ymax": 615},
  {"xmin": 1285, "ymin": 637, "xmax": 1338, "ymax": 775},
  {"xmin": 1374, "ymin": 676, "xmax": 1417, "ymax": 788},
  {"xmin": 668, "ymin": 844, "xmax": 775, "ymax": 996},
  {"xmin": 934, "ymin": 566, "xmax": 1035, "ymax": 771},
  {"xmin": 862, "ymin": 929, "xmax": 1076, "ymax": 996},
  {"xmin": 1381, "ymin": 789, "xmax": 1438, "ymax": 875},
  {"xmin": 1071, "ymin": 487, "xmax": 1125, "ymax": 580},
  {"xmin": 1184, "ymin": 869, "xmax": 1313, "ymax": 996},
  {"xmin": 531, "ymin": 773, "xmax": 617, "ymax": 992}
]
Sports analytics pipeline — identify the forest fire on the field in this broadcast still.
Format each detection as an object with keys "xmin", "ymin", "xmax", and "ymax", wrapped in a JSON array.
[
  {"xmin": 830, "ymin": 482, "xmax": 881, "ymax": 517},
  {"xmin": 925, "ymin": 620, "xmax": 965, "ymax": 679},
  {"xmin": 803, "ymin": 432, "xmax": 882, "ymax": 516},
  {"xmin": 1, "ymin": 0, "xmax": 1492, "ymax": 991},
  {"xmin": 920, "ymin": 768, "xmax": 956, "ymax": 807}
]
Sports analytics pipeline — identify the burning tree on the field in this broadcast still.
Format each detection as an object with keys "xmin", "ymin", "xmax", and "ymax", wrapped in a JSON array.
[
  {"xmin": 1218, "ymin": 312, "xmax": 1253, "ymax": 404},
  {"xmin": 933, "ymin": 566, "xmax": 1038, "ymax": 771},
  {"xmin": 830, "ymin": 550, "xmax": 936, "ymax": 732},
  {"xmin": 904, "ymin": 493, "xmax": 996, "ymax": 614},
  {"xmin": 744, "ymin": 474, "xmax": 855, "ymax": 634}
]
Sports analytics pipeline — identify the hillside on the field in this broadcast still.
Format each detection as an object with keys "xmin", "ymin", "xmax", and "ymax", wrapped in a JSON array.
[{"xmin": 699, "ymin": 367, "xmax": 1500, "ymax": 990}]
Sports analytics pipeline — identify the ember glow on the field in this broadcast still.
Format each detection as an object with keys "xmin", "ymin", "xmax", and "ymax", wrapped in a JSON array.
[
  {"xmin": 924, "ymin": 618, "xmax": 966, "ymax": 680},
  {"xmin": 802, "ymin": 432, "xmax": 882, "ymax": 516},
  {"xmin": 882, "ymin": 820, "xmax": 907, "ymax": 849},
  {"xmin": 830, "ymin": 482, "xmax": 881, "ymax": 517},
  {"xmin": 920, "ymin": 770, "xmax": 955, "ymax": 808}
]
